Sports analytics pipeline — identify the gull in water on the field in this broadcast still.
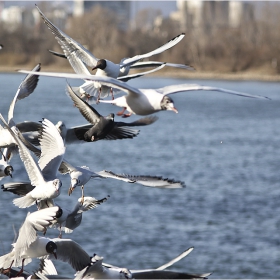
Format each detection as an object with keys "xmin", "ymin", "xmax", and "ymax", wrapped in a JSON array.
[
  {"xmin": 35, "ymin": 4, "xmax": 190, "ymax": 99},
  {"xmin": 18, "ymin": 70, "xmax": 270, "ymax": 118},
  {"xmin": 0, "ymin": 207, "xmax": 60, "ymax": 276},
  {"xmin": 0, "ymin": 115, "xmax": 65, "ymax": 208},
  {"xmin": 0, "ymin": 63, "xmax": 41, "ymax": 149},
  {"xmin": 0, "ymin": 148, "xmax": 13, "ymax": 180}
]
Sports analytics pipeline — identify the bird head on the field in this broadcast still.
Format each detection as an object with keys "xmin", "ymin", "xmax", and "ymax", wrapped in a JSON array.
[
  {"xmin": 160, "ymin": 96, "xmax": 178, "ymax": 113},
  {"xmin": 46, "ymin": 241, "xmax": 57, "ymax": 259},
  {"xmin": 92, "ymin": 59, "xmax": 107, "ymax": 71},
  {"xmin": 4, "ymin": 165, "xmax": 13, "ymax": 178}
]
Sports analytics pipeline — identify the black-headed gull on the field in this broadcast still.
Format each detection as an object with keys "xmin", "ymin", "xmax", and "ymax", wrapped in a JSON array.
[
  {"xmin": 0, "ymin": 115, "xmax": 65, "ymax": 208},
  {"xmin": 17, "ymin": 70, "xmax": 270, "ymax": 117},
  {"xmin": 0, "ymin": 207, "xmax": 60, "ymax": 275},
  {"xmin": 65, "ymin": 83, "xmax": 134, "ymax": 142},
  {"xmin": 53, "ymin": 196, "xmax": 109, "ymax": 237},
  {"xmin": 0, "ymin": 148, "xmax": 13, "ymax": 179},
  {"xmin": 35, "ymin": 4, "xmax": 188, "ymax": 98},
  {"xmin": 75, "ymin": 251, "xmax": 211, "ymax": 279}
]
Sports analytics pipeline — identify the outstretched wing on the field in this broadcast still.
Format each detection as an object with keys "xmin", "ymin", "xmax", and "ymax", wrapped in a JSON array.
[
  {"xmin": 95, "ymin": 170, "xmax": 186, "ymax": 188},
  {"xmin": 120, "ymin": 33, "xmax": 185, "ymax": 68},
  {"xmin": 156, "ymin": 83, "xmax": 270, "ymax": 100},
  {"xmin": 38, "ymin": 118, "xmax": 65, "ymax": 181},
  {"xmin": 65, "ymin": 83, "xmax": 101, "ymax": 124},
  {"xmin": 36, "ymin": 5, "xmax": 98, "ymax": 69},
  {"xmin": 8, "ymin": 63, "xmax": 41, "ymax": 125}
]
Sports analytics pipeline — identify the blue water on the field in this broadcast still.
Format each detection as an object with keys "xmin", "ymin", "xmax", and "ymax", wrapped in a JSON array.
[{"xmin": 0, "ymin": 73, "xmax": 280, "ymax": 278}]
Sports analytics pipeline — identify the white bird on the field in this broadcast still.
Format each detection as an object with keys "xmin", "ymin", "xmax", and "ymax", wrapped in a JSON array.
[
  {"xmin": 0, "ymin": 63, "xmax": 41, "ymax": 149},
  {"xmin": 17, "ymin": 70, "xmax": 270, "ymax": 118},
  {"xmin": 75, "ymin": 251, "xmax": 211, "ymax": 279},
  {"xmin": 0, "ymin": 207, "xmax": 60, "ymax": 276},
  {"xmin": 0, "ymin": 115, "xmax": 65, "ymax": 208},
  {"xmin": 0, "ymin": 148, "xmax": 13, "ymax": 180},
  {"xmin": 35, "ymin": 4, "xmax": 188, "ymax": 99}
]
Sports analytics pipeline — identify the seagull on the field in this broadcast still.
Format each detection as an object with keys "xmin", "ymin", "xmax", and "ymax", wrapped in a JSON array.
[
  {"xmin": 74, "ymin": 252, "xmax": 211, "ymax": 279},
  {"xmin": 23, "ymin": 116, "xmax": 158, "ymax": 146},
  {"xmin": 0, "ymin": 63, "xmax": 41, "ymax": 149},
  {"xmin": 51, "ymin": 196, "xmax": 109, "ymax": 237},
  {"xmin": 18, "ymin": 70, "xmax": 271, "ymax": 118},
  {"xmin": 0, "ymin": 148, "xmax": 13, "ymax": 180},
  {"xmin": 35, "ymin": 4, "xmax": 188, "ymax": 99},
  {"xmin": 65, "ymin": 83, "xmax": 132, "ymax": 142},
  {"xmin": 0, "ymin": 207, "xmax": 60, "ymax": 276},
  {"xmin": 0, "ymin": 115, "xmax": 65, "ymax": 208}
]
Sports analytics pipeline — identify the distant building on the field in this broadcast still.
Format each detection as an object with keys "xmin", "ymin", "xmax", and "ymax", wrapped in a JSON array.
[
  {"xmin": 73, "ymin": 0, "xmax": 130, "ymax": 30},
  {"xmin": 172, "ymin": 0, "xmax": 254, "ymax": 31}
]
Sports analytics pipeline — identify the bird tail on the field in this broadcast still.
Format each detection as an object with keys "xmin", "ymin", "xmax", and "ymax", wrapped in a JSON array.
[
  {"xmin": 13, "ymin": 193, "xmax": 35, "ymax": 208},
  {"xmin": 0, "ymin": 251, "xmax": 14, "ymax": 269}
]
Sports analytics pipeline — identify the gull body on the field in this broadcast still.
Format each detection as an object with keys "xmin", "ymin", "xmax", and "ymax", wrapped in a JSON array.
[
  {"xmin": 17, "ymin": 70, "xmax": 270, "ymax": 118},
  {"xmin": 0, "ymin": 115, "xmax": 65, "ymax": 208},
  {"xmin": 0, "ymin": 207, "xmax": 59, "ymax": 271}
]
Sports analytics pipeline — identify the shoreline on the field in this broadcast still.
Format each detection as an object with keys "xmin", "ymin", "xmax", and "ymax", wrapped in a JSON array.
[{"xmin": 1, "ymin": 65, "xmax": 280, "ymax": 82}]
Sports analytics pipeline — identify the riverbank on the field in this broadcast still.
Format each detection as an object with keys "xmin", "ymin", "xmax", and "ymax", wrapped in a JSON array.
[{"xmin": 1, "ymin": 64, "xmax": 280, "ymax": 82}]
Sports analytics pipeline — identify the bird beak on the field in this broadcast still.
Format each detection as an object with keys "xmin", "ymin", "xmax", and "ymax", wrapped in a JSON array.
[
  {"xmin": 92, "ymin": 66, "xmax": 97, "ymax": 71},
  {"xmin": 53, "ymin": 250, "xmax": 57, "ymax": 259},
  {"xmin": 172, "ymin": 107, "xmax": 178, "ymax": 113},
  {"xmin": 9, "ymin": 173, "xmax": 12, "ymax": 178}
]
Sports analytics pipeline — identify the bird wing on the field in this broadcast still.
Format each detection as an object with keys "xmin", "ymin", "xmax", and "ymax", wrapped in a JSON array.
[
  {"xmin": 156, "ymin": 247, "xmax": 194, "ymax": 270},
  {"xmin": 38, "ymin": 118, "xmax": 66, "ymax": 181},
  {"xmin": 8, "ymin": 63, "xmax": 41, "ymax": 126},
  {"xmin": 1, "ymin": 181, "xmax": 34, "ymax": 196},
  {"xmin": 120, "ymin": 33, "xmax": 185, "ymax": 68},
  {"xmin": 104, "ymin": 127, "xmax": 139, "ymax": 140},
  {"xmin": 36, "ymin": 5, "xmax": 98, "ymax": 69},
  {"xmin": 0, "ymin": 114, "xmax": 46, "ymax": 187},
  {"xmin": 118, "ymin": 64, "xmax": 166, "ymax": 82},
  {"xmin": 156, "ymin": 83, "xmax": 270, "ymax": 99},
  {"xmin": 129, "ymin": 60, "xmax": 195, "ymax": 71},
  {"xmin": 131, "ymin": 270, "xmax": 211, "ymax": 279},
  {"xmin": 51, "ymin": 238, "xmax": 91, "ymax": 271},
  {"xmin": 17, "ymin": 70, "xmax": 143, "ymax": 98},
  {"xmin": 95, "ymin": 170, "xmax": 186, "ymax": 188},
  {"xmin": 65, "ymin": 83, "xmax": 101, "ymax": 124},
  {"xmin": 115, "ymin": 116, "xmax": 158, "ymax": 127},
  {"xmin": 14, "ymin": 207, "xmax": 59, "ymax": 260}
]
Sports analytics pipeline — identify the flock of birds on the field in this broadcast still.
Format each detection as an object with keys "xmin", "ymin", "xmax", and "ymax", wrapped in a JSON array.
[{"xmin": 0, "ymin": 4, "xmax": 270, "ymax": 279}]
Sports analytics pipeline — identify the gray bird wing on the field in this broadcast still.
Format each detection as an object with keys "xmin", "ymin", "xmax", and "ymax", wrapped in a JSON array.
[
  {"xmin": 120, "ymin": 33, "xmax": 185, "ymax": 68},
  {"xmin": 95, "ymin": 170, "xmax": 186, "ymax": 188},
  {"xmin": 36, "ymin": 5, "xmax": 98, "ymax": 69},
  {"xmin": 65, "ymin": 83, "xmax": 101, "ymax": 124},
  {"xmin": 51, "ymin": 238, "xmax": 90, "ymax": 271},
  {"xmin": 8, "ymin": 63, "xmax": 41, "ymax": 126}
]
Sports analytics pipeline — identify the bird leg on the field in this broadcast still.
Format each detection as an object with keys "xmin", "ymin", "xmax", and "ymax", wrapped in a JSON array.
[
  {"xmin": 68, "ymin": 186, "xmax": 74, "ymax": 196},
  {"xmin": 15, "ymin": 259, "xmax": 25, "ymax": 277},
  {"xmin": 116, "ymin": 107, "xmax": 127, "ymax": 116},
  {"xmin": 58, "ymin": 225, "xmax": 63, "ymax": 239},
  {"xmin": 110, "ymin": 87, "xmax": 114, "ymax": 100},
  {"xmin": 80, "ymin": 185, "xmax": 85, "ymax": 205},
  {"xmin": 96, "ymin": 88, "xmax": 101, "ymax": 104},
  {"xmin": 122, "ymin": 112, "xmax": 132, "ymax": 118},
  {"xmin": 1, "ymin": 260, "xmax": 14, "ymax": 276}
]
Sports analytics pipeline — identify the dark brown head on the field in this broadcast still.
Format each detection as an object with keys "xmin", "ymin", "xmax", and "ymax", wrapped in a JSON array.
[
  {"xmin": 92, "ymin": 59, "xmax": 107, "ymax": 71},
  {"xmin": 4, "ymin": 165, "xmax": 13, "ymax": 178},
  {"xmin": 46, "ymin": 241, "xmax": 57, "ymax": 259}
]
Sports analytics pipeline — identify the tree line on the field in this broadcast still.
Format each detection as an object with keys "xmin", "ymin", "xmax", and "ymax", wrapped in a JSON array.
[{"xmin": 1, "ymin": 3, "xmax": 280, "ymax": 74}]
